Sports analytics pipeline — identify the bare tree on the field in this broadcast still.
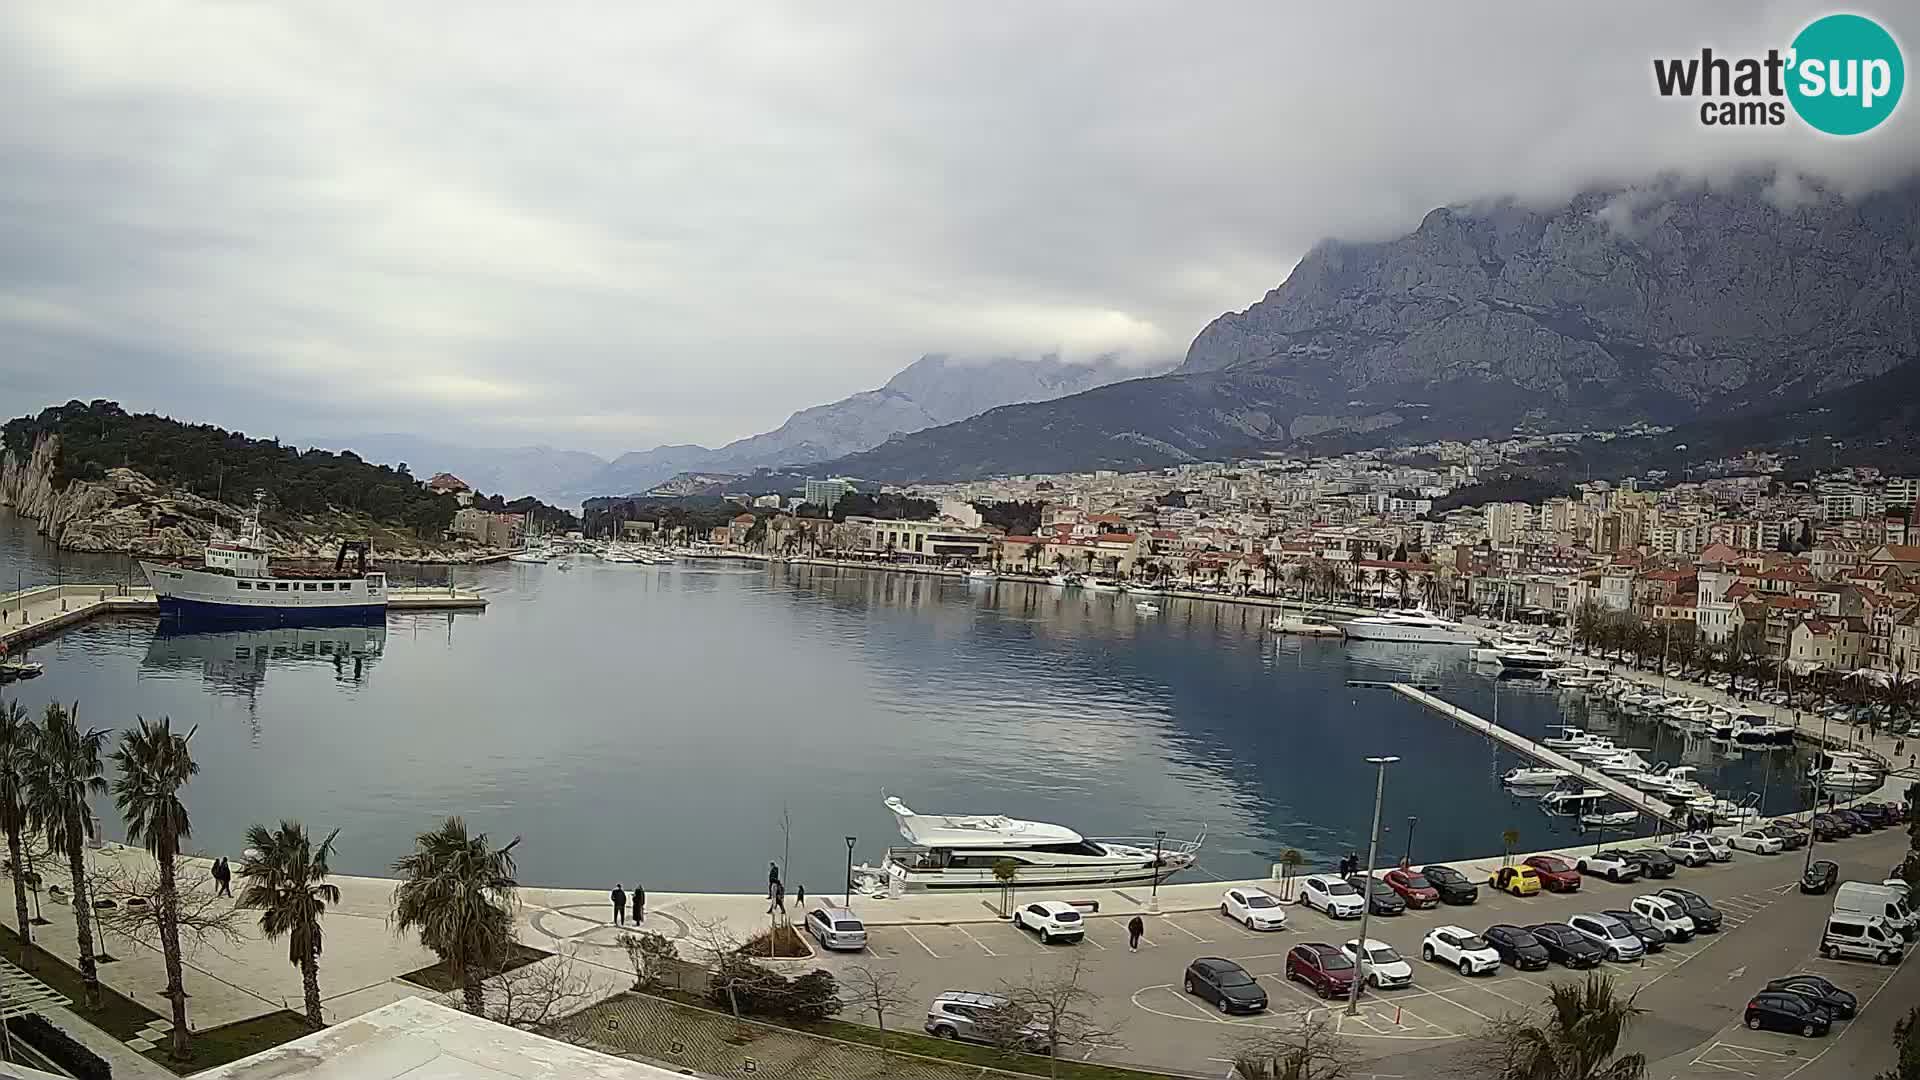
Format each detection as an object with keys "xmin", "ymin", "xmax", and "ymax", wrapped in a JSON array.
[
  {"xmin": 617, "ymin": 930, "xmax": 679, "ymax": 992},
  {"xmin": 90, "ymin": 857, "xmax": 243, "ymax": 961},
  {"xmin": 841, "ymin": 963, "xmax": 912, "ymax": 1038},
  {"xmin": 485, "ymin": 949, "xmax": 598, "ymax": 1034},
  {"xmin": 1233, "ymin": 1016, "xmax": 1353, "ymax": 1080},
  {"xmin": 685, "ymin": 914, "xmax": 748, "ymax": 1017},
  {"xmin": 992, "ymin": 957, "xmax": 1122, "ymax": 1078}
]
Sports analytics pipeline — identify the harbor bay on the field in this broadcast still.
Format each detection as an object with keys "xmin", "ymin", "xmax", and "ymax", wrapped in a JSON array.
[{"xmin": 2, "ymin": 511, "xmax": 1812, "ymax": 895}]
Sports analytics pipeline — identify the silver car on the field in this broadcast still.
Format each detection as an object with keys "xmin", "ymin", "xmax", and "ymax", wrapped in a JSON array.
[
  {"xmin": 804, "ymin": 906, "xmax": 868, "ymax": 951},
  {"xmin": 924, "ymin": 990, "xmax": 1047, "ymax": 1050},
  {"xmin": 1566, "ymin": 913, "xmax": 1646, "ymax": 962}
]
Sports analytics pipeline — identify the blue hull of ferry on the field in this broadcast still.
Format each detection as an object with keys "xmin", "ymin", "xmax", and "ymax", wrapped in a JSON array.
[{"xmin": 157, "ymin": 597, "xmax": 387, "ymax": 626}]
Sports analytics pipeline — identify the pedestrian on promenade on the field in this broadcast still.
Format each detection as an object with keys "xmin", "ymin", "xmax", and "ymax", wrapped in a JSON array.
[
  {"xmin": 794, "ymin": 884, "xmax": 804, "ymax": 910},
  {"xmin": 1127, "ymin": 915, "xmax": 1144, "ymax": 952},
  {"xmin": 768, "ymin": 880, "xmax": 786, "ymax": 916},
  {"xmin": 768, "ymin": 861, "xmax": 781, "ymax": 898},
  {"xmin": 1896, "ymin": 738, "xmax": 1905, "ymax": 759},
  {"xmin": 611, "ymin": 883, "xmax": 627, "ymax": 926},
  {"xmin": 632, "ymin": 883, "xmax": 645, "ymax": 923},
  {"xmin": 211, "ymin": 857, "xmax": 231, "ymax": 897}
]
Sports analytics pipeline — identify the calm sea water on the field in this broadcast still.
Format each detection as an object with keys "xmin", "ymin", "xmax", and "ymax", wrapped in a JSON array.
[{"xmin": 1, "ymin": 510, "xmax": 1814, "ymax": 893}]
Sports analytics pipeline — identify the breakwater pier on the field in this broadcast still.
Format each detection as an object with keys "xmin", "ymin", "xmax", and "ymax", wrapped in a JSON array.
[{"xmin": 1, "ymin": 582, "xmax": 485, "ymax": 650}]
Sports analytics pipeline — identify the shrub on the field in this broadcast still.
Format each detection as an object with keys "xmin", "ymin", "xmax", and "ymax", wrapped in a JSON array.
[
  {"xmin": 7, "ymin": 1013, "xmax": 112, "ymax": 1080},
  {"xmin": 785, "ymin": 970, "xmax": 843, "ymax": 1023},
  {"xmin": 704, "ymin": 956, "xmax": 842, "ymax": 1022},
  {"xmin": 738, "ymin": 924, "xmax": 811, "ymax": 959}
]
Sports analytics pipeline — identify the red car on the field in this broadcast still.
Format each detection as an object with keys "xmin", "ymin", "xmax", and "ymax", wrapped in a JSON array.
[
  {"xmin": 1284, "ymin": 943, "xmax": 1358, "ymax": 1000},
  {"xmin": 1523, "ymin": 855, "xmax": 1582, "ymax": 893},
  {"xmin": 1382, "ymin": 868, "xmax": 1441, "ymax": 909}
]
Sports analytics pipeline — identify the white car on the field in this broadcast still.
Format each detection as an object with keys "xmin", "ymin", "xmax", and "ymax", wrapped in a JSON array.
[
  {"xmin": 1575, "ymin": 852, "xmax": 1642, "ymax": 883},
  {"xmin": 1728, "ymin": 830, "xmax": 1785, "ymax": 855},
  {"xmin": 1298, "ymin": 874, "xmax": 1365, "ymax": 919},
  {"xmin": 1221, "ymin": 887, "xmax": 1288, "ymax": 931},
  {"xmin": 1421, "ymin": 925, "xmax": 1501, "ymax": 975},
  {"xmin": 1010, "ymin": 901, "xmax": 1085, "ymax": 944},
  {"xmin": 1630, "ymin": 894, "xmax": 1696, "ymax": 940},
  {"xmin": 1663, "ymin": 835, "xmax": 1731, "ymax": 867},
  {"xmin": 1341, "ymin": 938, "xmax": 1413, "ymax": 989}
]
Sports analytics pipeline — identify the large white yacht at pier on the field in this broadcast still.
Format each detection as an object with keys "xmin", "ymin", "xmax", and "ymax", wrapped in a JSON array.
[
  {"xmin": 1341, "ymin": 607, "xmax": 1485, "ymax": 646},
  {"xmin": 850, "ymin": 796, "xmax": 1201, "ymax": 892},
  {"xmin": 140, "ymin": 495, "xmax": 387, "ymax": 623}
]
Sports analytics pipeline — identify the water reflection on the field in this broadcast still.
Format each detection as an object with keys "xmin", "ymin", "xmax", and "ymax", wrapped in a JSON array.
[{"xmin": 143, "ymin": 623, "xmax": 388, "ymax": 693}]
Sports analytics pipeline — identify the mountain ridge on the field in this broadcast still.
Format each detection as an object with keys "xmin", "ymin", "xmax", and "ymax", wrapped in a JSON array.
[{"xmin": 815, "ymin": 174, "xmax": 1920, "ymax": 483}]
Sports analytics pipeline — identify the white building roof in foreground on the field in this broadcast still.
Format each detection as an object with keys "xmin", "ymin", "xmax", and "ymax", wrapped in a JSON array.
[{"xmin": 197, "ymin": 997, "xmax": 683, "ymax": 1080}]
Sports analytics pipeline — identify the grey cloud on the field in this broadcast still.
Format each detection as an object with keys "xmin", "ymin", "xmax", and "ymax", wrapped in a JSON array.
[{"xmin": 1, "ymin": 1, "xmax": 1916, "ymax": 454}]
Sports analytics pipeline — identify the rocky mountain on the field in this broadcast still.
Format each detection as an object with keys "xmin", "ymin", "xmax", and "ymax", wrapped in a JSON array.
[
  {"xmin": 581, "ymin": 353, "xmax": 1164, "ymax": 496},
  {"xmin": 819, "ymin": 175, "xmax": 1920, "ymax": 483}
]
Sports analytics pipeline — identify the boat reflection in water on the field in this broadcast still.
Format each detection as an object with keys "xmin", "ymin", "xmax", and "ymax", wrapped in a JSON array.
[{"xmin": 142, "ymin": 622, "xmax": 388, "ymax": 694}]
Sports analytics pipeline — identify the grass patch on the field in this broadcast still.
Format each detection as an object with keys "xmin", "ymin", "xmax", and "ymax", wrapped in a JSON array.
[
  {"xmin": 0, "ymin": 922, "xmax": 311, "ymax": 1073},
  {"xmin": 642, "ymin": 988, "xmax": 1168, "ymax": 1080},
  {"xmin": 399, "ymin": 942, "xmax": 552, "ymax": 992},
  {"xmin": 151, "ymin": 1010, "xmax": 314, "ymax": 1072}
]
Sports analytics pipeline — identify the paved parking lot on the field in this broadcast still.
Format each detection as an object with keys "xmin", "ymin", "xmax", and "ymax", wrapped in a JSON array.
[{"xmin": 812, "ymin": 825, "xmax": 1914, "ymax": 1077}]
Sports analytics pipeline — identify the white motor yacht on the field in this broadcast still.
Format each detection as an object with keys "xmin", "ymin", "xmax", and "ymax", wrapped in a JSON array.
[
  {"xmin": 1046, "ymin": 573, "xmax": 1077, "ymax": 587},
  {"xmin": 1134, "ymin": 601, "xmax": 1161, "ymax": 615},
  {"xmin": 965, "ymin": 568, "xmax": 997, "ymax": 582},
  {"xmin": 849, "ymin": 796, "xmax": 1202, "ymax": 891},
  {"xmin": 1564, "ymin": 739, "xmax": 1623, "ymax": 761},
  {"xmin": 1581, "ymin": 810, "xmax": 1639, "ymax": 828},
  {"xmin": 1541, "ymin": 726, "xmax": 1594, "ymax": 750},
  {"xmin": 1340, "ymin": 607, "xmax": 1484, "ymax": 646},
  {"xmin": 1502, "ymin": 766, "xmax": 1571, "ymax": 786},
  {"xmin": 1084, "ymin": 578, "xmax": 1125, "ymax": 593},
  {"xmin": 1730, "ymin": 717, "xmax": 1795, "ymax": 746},
  {"xmin": 1541, "ymin": 788, "xmax": 1610, "ymax": 815}
]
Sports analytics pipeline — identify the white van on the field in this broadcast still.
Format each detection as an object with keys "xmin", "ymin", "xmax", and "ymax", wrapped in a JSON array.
[
  {"xmin": 1821, "ymin": 914, "xmax": 1904, "ymax": 964},
  {"xmin": 1834, "ymin": 882, "xmax": 1917, "ymax": 940}
]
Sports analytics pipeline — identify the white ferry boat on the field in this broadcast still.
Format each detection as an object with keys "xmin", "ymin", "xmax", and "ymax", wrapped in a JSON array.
[
  {"xmin": 850, "ymin": 796, "xmax": 1201, "ymax": 891},
  {"xmin": 1340, "ymin": 607, "xmax": 1484, "ymax": 646},
  {"xmin": 140, "ymin": 496, "xmax": 387, "ymax": 623}
]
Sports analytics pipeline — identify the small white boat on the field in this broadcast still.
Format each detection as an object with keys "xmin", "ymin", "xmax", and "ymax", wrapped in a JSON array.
[
  {"xmin": 1564, "ymin": 740, "xmax": 1623, "ymax": 761},
  {"xmin": 1541, "ymin": 788, "xmax": 1610, "ymax": 815},
  {"xmin": 965, "ymin": 568, "xmax": 997, "ymax": 581},
  {"xmin": 1815, "ymin": 766, "xmax": 1883, "ymax": 793},
  {"xmin": 1084, "ymin": 578, "xmax": 1125, "ymax": 593},
  {"xmin": 1268, "ymin": 615, "xmax": 1344, "ymax": 637},
  {"xmin": 0, "ymin": 660, "xmax": 44, "ymax": 682},
  {"xmin": 1541, "ymin": 726, "xmax": 1593, "ymax": 750},
  {"xmin": 1502, "ymin": 766, "xmax": 1570, "ymax": 786},
  {"xmin": 1581, "ymin": 811, "xmax": 1639, "ymax": 828},
  {"xmin": 1134, "ymin": 601, "xmax": 1161, "ymax": 615},
  {"xmin": 507, "ymin": 549, "xmax": 550, "ymax": 564},
  {"xmin": 1047, "ymin": 573, "xmax": 1077, "ymax": 587}
]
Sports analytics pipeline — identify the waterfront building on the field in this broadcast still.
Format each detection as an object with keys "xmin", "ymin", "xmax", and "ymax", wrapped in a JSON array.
[
  {"xmin": 451, "ymin": 508, "xmax": 524, "ymax": 547},
  {"xmin": 849, "ymin": 515, "xmax": 998, "ymax": 562},
  {"xmin": 804, "ymin": 476, "xmax": 854, "ymax": 509}
]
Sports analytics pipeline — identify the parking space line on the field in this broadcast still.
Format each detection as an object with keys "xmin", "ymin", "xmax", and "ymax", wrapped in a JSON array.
[
  {"xmin": 952, "ymin": 924, "xmax": 999, "ymax": 957},
  {"xmin": 900, "ymin": 926, "xmax": 940, "ymax": 958},
  {"xmin": 1083, "ymin": 934, "xmax": 1107, "ymax": 951},
  {"xmin": 1161, "ymin": 917, "xmax": 1212, "ymax": 943}
]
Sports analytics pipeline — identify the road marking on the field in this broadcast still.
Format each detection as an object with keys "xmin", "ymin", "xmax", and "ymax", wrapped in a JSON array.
[
  {"xmin": 1161, "ymin": 917, "xmax": 1212, "ymax": 943},
  {"xmin": 900, "ymin": 926, "xmax": 940, "ymax": 958},
  {"xmin": 1083, "ymin": 934, "xmax": 1107, "ymax": 951},
  {"xmin": 1726, "ymin": 965, "xmax": 1746, "ymax": 981},
  {"xmin": 953, "ymin": 924, "xmax": 999, "ymax": 956}
]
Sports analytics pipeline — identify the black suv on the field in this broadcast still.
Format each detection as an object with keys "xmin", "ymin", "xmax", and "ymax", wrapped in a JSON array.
[
  {"xmin": 1801, "ymin": 860, "xmax": 1839, "ymax": 895},
  {"xmin": 1765, "ymin": 974, "xmax": 1857, "ymax": 1019},
  {"xmin": 1607, "ymin": 848, "xmax": 1674, "ymax": 879},
  {"xmin": 1657, "ymin": 888, "xmax": 1723, "ymax": 932},
  {"xmin": 1420, "ymin": 864, "xmax": 1480, "ymax": 905},
  {"xmin": 1481, "ymin": 924, "xmax": 1551, "ymax": 970}
]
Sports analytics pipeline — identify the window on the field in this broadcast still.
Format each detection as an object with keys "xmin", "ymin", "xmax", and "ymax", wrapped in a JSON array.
[
  {"xmin": 275, "ymin": 582, "xmax": 291, "ymax": 591},
  {"xmin": 320, "ymin": 582, "xmax": 335, "ymax": 591},
  {"xmin": 237, "ymin": 581, "xmax": 252, "ymax": 590},
  {"xmin": 303, "ymin": 583, "xmax": 317, "ymax": 591}
]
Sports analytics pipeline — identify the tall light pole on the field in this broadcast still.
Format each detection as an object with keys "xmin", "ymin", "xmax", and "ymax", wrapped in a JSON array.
[
  {"xmin": 1803, "ymin": 708, "xmax": 1831, "ymax": 876},
  {"xmin": 1347, "ymin": 755, "xmax": 1399, "ymax": 1017},
  {"xmin": 844, "ymin": 836, "xmax": 857, "ymax": 907},
  {"xmin": 1402, "ymin": 816, "xmax": 1418, "ymax": 869}
]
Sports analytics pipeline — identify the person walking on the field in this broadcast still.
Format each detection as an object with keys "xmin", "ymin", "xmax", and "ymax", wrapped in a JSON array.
[
  {"xmin": 211, "ymin": 856, "xmax": 232, "ymax": 898},
  {"xmin": 611, "ymin": 883, "xmax": 627, "ymax": 927},
  {"xmin": 768, "ymin": 880, "xmax": 786, "ymax": 917},
  {"xmin": 632, "ymin": 882, "xmax": 645, "ymax": 924},
  {"xmin": 768, "ymin": 861, "xmax": 781, "ymax": 898},
  {"xmin": 1126, "ymin": 915, "xmax": 1144, "ymax": 952},
  {"xmin": 794, "ymin": 884, "xmax": 804, "ymax": 910}
]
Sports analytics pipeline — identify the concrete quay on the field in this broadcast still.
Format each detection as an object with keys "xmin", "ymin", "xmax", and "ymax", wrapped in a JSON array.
[{"xmin": 1392, "ymin": 682, "xmax": 1683, "ymax": 824}]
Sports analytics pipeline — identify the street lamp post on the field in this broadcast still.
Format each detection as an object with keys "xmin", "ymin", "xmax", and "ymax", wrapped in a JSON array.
[
  {"xmin": 1402, "ymin": 816, "xmax": 1418, "ymax": 869},
  {"xmin": 1803, "ymin": 709, "xmax": 1831, "ymax": 876},
  {"xmin": 844, "ymin": 836, "xmax": 857, "ymax": 907},
  {"xmin": 1347, "ymin": 755, "xmax": 1400, "ymax": 1017},
  {"xmin": 1150, "ymin": 830, "xmax": 1167, "ymax": 914}
]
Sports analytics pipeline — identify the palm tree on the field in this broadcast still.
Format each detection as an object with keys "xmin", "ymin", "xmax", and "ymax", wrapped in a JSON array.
[
  {"xmin": 1025, "ymin": 542, "xmax": 1046, "ymax": 572},
  {"xmin": 1288, "ymin": 563, "xmax": 1309, "ymax": 600},
  {"xmin": 111, "ymin": 716, "xmax": 198, "ymax": 1059},
  {"xmin": 1502, "ymin": 828, "xmax": 1521, "ymax": 867},
  {"xmin": 1491, "ymin": 974, "xmax": 1646, "ymax": 1079},
  {"xmin": 391, "ymin": 817, "xmax": 521, "ymax": 1015},
  {"xmin": 1394, "ymin": 567, "xmax": 1412, "ymax": 606},
  {"xmin": 24, "ymin": 702, "xmax": 108, "ymax": 1008},
  {"xmin": 1051, "ymin": 552, "xmax": 1070, "ymax": 575},
  {"xmin": 238, "ymin": 821, "xmax": 341, "ymax": 1029},
  {"xmin": 0, "ymin": 701, "xmax": 36, "ymax": 967}
]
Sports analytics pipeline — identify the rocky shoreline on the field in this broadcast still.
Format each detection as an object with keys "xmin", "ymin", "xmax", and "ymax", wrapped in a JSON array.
[{"xmin": 0, "ymin": 434, "xmax": 502, "ymax": 565}]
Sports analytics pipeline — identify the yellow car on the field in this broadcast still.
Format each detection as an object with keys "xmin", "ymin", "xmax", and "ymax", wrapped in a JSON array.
[{"xmin": 1489, "ymin": 865, "xmax": 1543, "ymax": 897}]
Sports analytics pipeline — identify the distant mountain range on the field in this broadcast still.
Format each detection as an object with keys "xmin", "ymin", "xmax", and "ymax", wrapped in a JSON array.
[
  {"xmin": 815, "ymin": 174, "xmax": 1920, "ymax": 483},
  {"xmin": 323, "ymin": 353, "xmax": 1165, "ymax": 504}
]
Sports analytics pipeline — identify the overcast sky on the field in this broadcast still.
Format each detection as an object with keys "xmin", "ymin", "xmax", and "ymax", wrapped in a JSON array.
[{"xmin": 2, "ymin": 2, "xmax": 1916, "ymax": 456}]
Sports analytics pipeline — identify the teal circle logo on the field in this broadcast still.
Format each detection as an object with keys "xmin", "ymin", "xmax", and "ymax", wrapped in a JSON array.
[{"xmin": 1787, "ymin": 14, "xmax": 1904, "ymax": 135}]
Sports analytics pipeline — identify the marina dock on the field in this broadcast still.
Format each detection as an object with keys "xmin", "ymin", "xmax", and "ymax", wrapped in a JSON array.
[
  {"xmin": 1, "ymin": 582, "xmax": 486, "ymax": 650},
  {"xmin": 1389, "ymin": 682, "xmax": 1683, "ymax": 826}
]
